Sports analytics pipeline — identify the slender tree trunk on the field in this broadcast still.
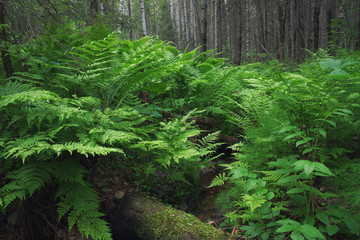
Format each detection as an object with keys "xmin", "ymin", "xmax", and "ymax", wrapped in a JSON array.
[
  {"xmin": 119, "ymin": 0, "xmax": 124, "ymax": 14},
  {"xmin": 169, "ymin": 0, "xmax": 176, "ymax": 43},
  {"xmin": 200, "ymin": 0, "xmax": 207, "ymax": 52},
  {"xmin": 190, "ymin": 0, "xmax": 197, "ymax": 49},
  {"xmin": 90, "ymin": 0, "xmax": 99, "ymax": 21},
  {"xmin": 215, "ymin": 0, "xmax": 222, "ymax": 55},
  {"xmin": 140, "ymin": 0, "xmax": 147, "ymax": 36},
  {"xmin": 181, "ymin": 0, "xmax": 189, "ymax": 47},
  {"xmin": 289, "ymin": 0, "xmax": 296, "ymax": 61},
  {"xmin": 175, "ymin": 0, "xmax": 182, "ymax": 49},
  {"xmin": 128, "ymin": 0, "xmax": 133, "ymax": 39},
  {"xmin": 255, "ymin": 0, "xmax": 265, "ymax": 60},
  {"xmin": 0, "ymin": 1, "xmax": 14, "ymax": 78},
  {"xmin": 245, "ymin": 0, "xmax": 251, "ymax": 62},
  {"xmin": 233, "ymin": 0, "xmax": 242, "ymax": 65},
  {"xmin": 318, "ymin": 0, "xmax": 328, "ymax": 49},
  {"xmin": 277, "ymin": 1, "xmax": 285, "ymax": 61}
]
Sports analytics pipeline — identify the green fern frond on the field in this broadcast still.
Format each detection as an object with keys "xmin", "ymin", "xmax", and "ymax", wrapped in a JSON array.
[
  {"xmin": 208, "ymin": 173, "xmax": 229, "ymax": 188},
  {"xmin": 0, "ymin": 162, "xmax": 53, "ymax": 207},
  {"xmin": 53, "ymin": 160, "xmax": 87, "ymax": 184},
  {"xmin": 0, "ymin": 90, "xmax": 58, "ymax": 108},
  {"xmin": 0, "ymin": 81, "xmax": 35, "ymax": 96},
  {"xmin": 56, "ymin": 182, "xmax": 112, "ymax": 240},
  {"xmin": 51, "ymin": 142, "xmax": 123, "ymax": 157}
]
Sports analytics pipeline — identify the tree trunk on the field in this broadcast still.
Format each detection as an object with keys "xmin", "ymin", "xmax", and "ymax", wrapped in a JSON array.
[
  {"xmin": 200, "ymin": 0, "xmax": 207, "ymax": 52},
  {"xmin": 175, "ymin": 0, "xmax": 182, "ymax": 49},
  {"xmin": 318, "ymin": 0, "xmax": 328, "ymax": 49},
  {"xmin": 128, "ymin": 0, "xmax": 133, "ymax": 39},
  {"xmin": 89, "ymin": 0, "xmax": 99, "ymax": 21},
  {"xmin": 190, "ymin": 0, "xmax": 197, "ymax": 49},
  {"xmin": 140, "ymin": 0, "xmax": 147, "ymax": 36},
  {"xmin": 0, "ymin": 0, "xmax": 14, "ymax": 78},
  {"xmin": 181, "ymin": 0, "xmax": 189, "ymax": 48},
  {"xmin": 109, "ymin": 193, "xmax": 228, "ymax": 240},
  {"xmin": 289, "ymin": 0, "xmax": 295, "ymax": 61},
  {"xmin": 119, "ymin": 0, "xmax": 124, "ymax": 14},
  {"xmin": 169, "ymin": 0, "xmax": 176, "ymax": 43},
  {"xmin": 215, "ymin": 0, "xmax": 222, "ymax": 55},
  {"xmin": 277, "ymin": 1, "xmax": 286, "ymax": 61},
  {"xmin": 233, "ymin": 0, "xmax": 242, "ymax": 65},
  {"xmin": 255, "ymin": 0, "xmax": 265, "ymax": 60},
  {"xmin": 245, "ymin": 0, "xmax": 251, "ymax": 62}
]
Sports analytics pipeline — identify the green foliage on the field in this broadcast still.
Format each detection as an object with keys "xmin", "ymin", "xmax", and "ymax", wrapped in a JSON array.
[
  {"xmin": 0, "ymin": 24, "xmax": 227, "ymax": 238},
  {"xmin": 210, "ymin": 53, "xmax": 360, "ymax": 239}
]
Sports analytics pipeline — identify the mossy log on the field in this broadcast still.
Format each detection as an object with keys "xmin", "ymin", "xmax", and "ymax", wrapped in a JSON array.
[{"xmin": 109, "ymin": 192, "xmax": 228, "ymax": 240}]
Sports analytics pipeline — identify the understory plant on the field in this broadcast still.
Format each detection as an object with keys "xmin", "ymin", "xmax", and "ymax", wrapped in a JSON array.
[
  {"xmin": 210, "ymin": 53, "xmax": 360, "ymax": 239},
  {"xmin": 0, "ymin": 24, "xmax": 224, "ymax": 239}
]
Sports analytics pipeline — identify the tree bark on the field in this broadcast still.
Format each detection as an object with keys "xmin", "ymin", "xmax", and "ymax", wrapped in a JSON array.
[
  {"xmin": 277, "ymin": 1, "xmax": 286, "ymax": 61},
  {"xmin": 233, "ymin": 0, "xmax": 242, "ymax": 65},
  {"xmin": 245, "ymin": 0, "xmax": 251, "ymax": 62},
  {"xmin": 181, "ymin": 0, "xmax": 189, "ymax": 48},
  {"xmin": 128, "ymin": 0, "xmax": 133, "ymax": 39},
  {"xmin": 200, "ymin": 0, "xmax": 207, "ymax": 52},
  {"xmin": 255, "ymin": 0, "xmax": 265, "ymax": 60},
  {"xmin": 140, "ymin": 0, "xmax": 147, "ymax": 36},
  {"xmin": 215, "ymin": 0, "xmax": 222, "ymax": 55},
  {"xmin": 190, "ymin": 0, "xmax": 197, "ymax": 49},
  {"xmin": 109, "ymin": 192, "xmax": 228, "ymax": 240},
  {"xmin": 0, "ymin": 0, "xmax": 14, "ymax": 78},
  {"xmin": 175, "ymin": 0, "xmax": 182, "ymax": 49},
  {"xmin": 318, "ymin": 0, "xmax": 328, "ymax": 49}
]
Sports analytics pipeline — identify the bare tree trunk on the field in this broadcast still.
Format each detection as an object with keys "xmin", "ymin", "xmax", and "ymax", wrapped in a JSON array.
[
  {"xmin": 277, "ymin": 0, "xmax": 286, "ymax": 61},
  {"xmin": 128, "ymin": 0, "xmax": 133, "ymax": 39},
  {"xmin": 215, "ymin": 0, "xmax": 222, "ymax": 55},
  {"xmin": 200, "ymin": 0, "xmax": 207, "ymax": 52},
  {"xmin": 357, "ymin": 3, "xmax": 360, "ymax": 49},
  {"xmin": 90, "ymin": 0, "xmax": 99, "ymax": 20},
  {"xmin": 289, "ymin": 0, "xmax": 298, "ymax": 62},
  {"xmin": 0, "ymin": 1, "xmax": 14, "ymax": 78},
  {"xmin": 181, "ymin": 0, "xmax": 189, "ymax": 47},
  {"xmin": 140, "ymin": 0, "xmax": 147, "ymax": 36},
  {"xmin": 245, "ymin": 0, "xmax": 251, "ymax": 62},
  {"xmin": 255, "ymin": 0, "xmax": 265, "ymax": 60},
  {"xmin": 233, "ymin": 0, "xmax": 242, "ymax": 65},
  {"xmin": 175, "ymin": 0, "xmax": 182, "ymax": 49},
  {"xmin": 169, "ymin": 0, "xmax": 176, "ymax": 42},
  {"xmin": 119, "ymin": 0, "xmax": 124, "ymax": 14},
  {"xmin": 190, "ymin": 0, "xmax": 197, "ymax": 49},
  {"xmin": 318, "ymin": 0, "xmax": 328, "ymax": 49}
]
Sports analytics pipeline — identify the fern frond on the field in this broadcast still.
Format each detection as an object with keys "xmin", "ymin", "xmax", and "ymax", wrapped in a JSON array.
[
  {"xmin": 0, "ymin": 162, "xmax": 53, "ymax": 207},
  {"xmin": 208, "ymin": 173, "xmax": 229, "ymax": 188},
  {"xmin": 56, "ymin": 182, "xmax": 112, "ymax": 240},
  {"xmin": 51, "ymin": 142, "xmax": 123, "ymax": 157},
  {"xmin": 0, "ymin": 81, "xmax": 35, "ymax": 96},
  {"xmin": 0, "ymin": 90, "xmax": 58, "ymax": 108}
]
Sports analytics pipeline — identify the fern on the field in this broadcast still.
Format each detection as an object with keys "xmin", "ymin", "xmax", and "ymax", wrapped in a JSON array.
[
  {"xmin": 0, "ymin": 162, "xmax": 53, "ymax": 208},
  {"xmin": 208, "ymin": 173, "xmax": 229, "ymax": 188},
  {"xmin": 56, "ymin": 182, "xmax": 111, "ymax": 240}
]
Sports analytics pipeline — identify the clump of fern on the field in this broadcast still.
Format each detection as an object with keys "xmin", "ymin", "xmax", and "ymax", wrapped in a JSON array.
[
  {"xmin": 209, "ymin": 53, "xmax": 360, "ymax": 239},
  {"xmin": 0, "ymin": 80, "xmax": 146, "ymax": 238}
]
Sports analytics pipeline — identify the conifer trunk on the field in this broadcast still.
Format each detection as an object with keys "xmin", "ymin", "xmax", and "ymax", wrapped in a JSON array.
[
  {"xmin": 200, "ymin": 0, "xmax": 207, "ymax": 52},
  {"xmin": 0, "ymin": 0, "xmax": 14, "ymax": 78},
  {"xmin": 140, "ymin": 0, "xmax": 147, "ymax": 36}
]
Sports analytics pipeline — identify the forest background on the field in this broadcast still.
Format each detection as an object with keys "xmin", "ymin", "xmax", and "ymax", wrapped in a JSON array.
[{"xmin": 0, "ymin": 0, "xmax": 360, "ymax": 240}]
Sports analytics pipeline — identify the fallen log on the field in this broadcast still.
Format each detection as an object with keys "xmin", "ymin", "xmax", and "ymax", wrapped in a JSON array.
[{"xmin": 109, "ymin": 192, "xmax": 228, "ymax": 240}]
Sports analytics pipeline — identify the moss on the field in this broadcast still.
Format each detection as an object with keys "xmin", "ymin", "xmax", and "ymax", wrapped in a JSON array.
[{"xmin": 133, "ymin": 197, "xmax": 227, "ymax": 240}]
